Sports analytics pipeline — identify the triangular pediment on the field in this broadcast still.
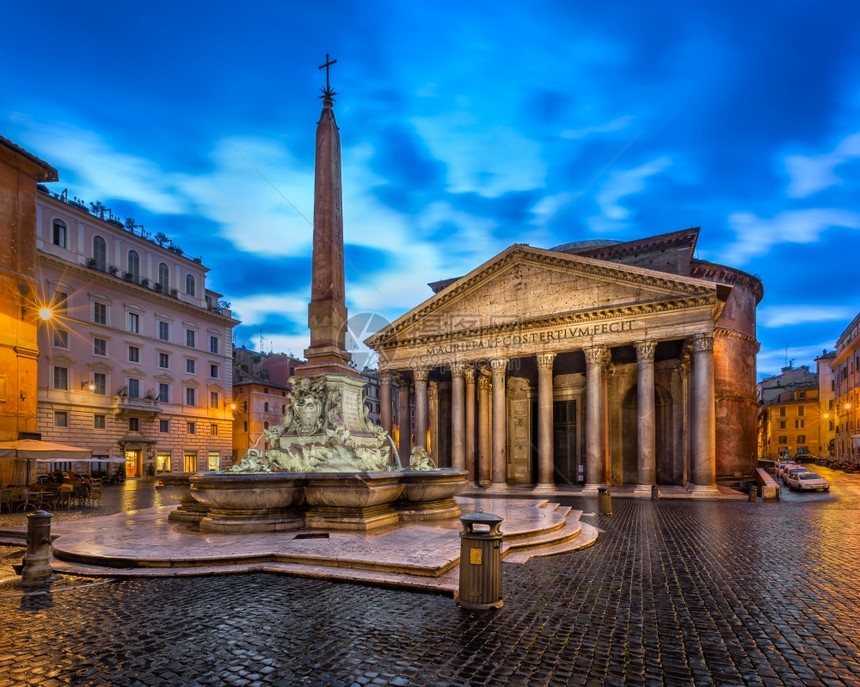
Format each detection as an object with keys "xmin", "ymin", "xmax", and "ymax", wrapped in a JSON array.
[{"xmin": 367, "ymin": 244, "xmax": 722, "ymax": 350}]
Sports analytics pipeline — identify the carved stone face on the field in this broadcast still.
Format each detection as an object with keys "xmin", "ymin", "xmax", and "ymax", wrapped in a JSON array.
[{"xmin": 294, "ymin": 396, "xmax": 322, "ymax": 436}]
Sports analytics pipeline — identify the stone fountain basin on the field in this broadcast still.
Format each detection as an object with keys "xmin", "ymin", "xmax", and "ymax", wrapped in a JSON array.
[
  {"xmin": 399, "ymin": 468, "xmax": 468, "ymax": 503},
  {"xmin": 303, "ymin": 471, "xmax": 404, "ymax": 509},
  {"xmin": 189, "ymin": 472, "xmax": 306, "ymax": 511},
  {"xmin": 154, "ymin": 472, "xmax": 194, "ymax": 502}
]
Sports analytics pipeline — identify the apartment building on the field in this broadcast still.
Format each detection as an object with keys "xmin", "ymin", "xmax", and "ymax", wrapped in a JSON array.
[
  {"xmin": 831, "ymin": 312, "xmax": 860, "ymax": 463},
  {"xmin": 34, "ymin": 186, "xmax": 238, "ymax": 478}
]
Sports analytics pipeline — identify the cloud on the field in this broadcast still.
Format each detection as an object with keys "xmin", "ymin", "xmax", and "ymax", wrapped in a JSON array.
[
  {"xmin": 587, "ymin": 156, "xmax": 672, "ymax": 232},
  {"xmin": 784, "ymin": 132, "xmax": 860, "ymax": 198},
  {"xmin": 721, "ymin": 208, "xmax": 860, "ymax": 265},
  {"xmin": 561, "ymin": 116, "xmax": 634, "ymax": 140},
  {"xmin": 758, "ymin": 305, "xmax": 857, "ymax": 328}
]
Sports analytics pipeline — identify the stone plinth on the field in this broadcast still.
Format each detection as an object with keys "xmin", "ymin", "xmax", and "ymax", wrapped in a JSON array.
[
  {"xmin": 303, "ymin": 472, "xmax": 404, "ymax": 531},
  {"xmin": 190, "ymin": 473, "xmax": 306, "ymax": 534},
  {"xmin": 397, "ymin": 468, "xmax": 468, "ymax": 522},
  {"xmin": 160, "ymin": 473, "xmax": 210, "ymax": 525}
]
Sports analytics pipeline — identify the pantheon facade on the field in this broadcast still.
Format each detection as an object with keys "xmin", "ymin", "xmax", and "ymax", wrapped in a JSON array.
[{"xmin": 366, "ymin": 229, "xmax": 763, "ymax": 495}]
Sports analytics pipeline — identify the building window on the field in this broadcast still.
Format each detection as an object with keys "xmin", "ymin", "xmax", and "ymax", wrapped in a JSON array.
[
  {"xmin": 778, "ymin": 435, "xmax": 788, "ymax": 444},
  {"xmin": 778, "ymin": 420, "xmax": 786, "ymax": 430},
  {"xmin": 158, "ymin": 263, "xmax": 169, "ymax": 292},
  {"xmin": 797, "ymin": 435, "xmax": 807, "ymax": 444},
  {"xmin": 183, "ymin": 452, "xmax": 197, "ymax": 472},
  {"xmin": 54, "ymin": 411, "xmax": 68, "ymax": 427},
  {"xmin": 53, "ymin": 366, "xmax": 69, "ymax": 390},
  {"xmin": 159, "ymin": 352, "xmax": 169, "ymax": 368},
  {"xmin": 127, "ymin": 312, "xmax": 140, "ymax": 333},
  {"xmin": 209, "ymin": 336, "xmax": 219, "ymax": 354},
  {"xmin": 208, "ymin": 452, "xmax": 220, "ymax": 470},
  {"xmin": 93, "ymin": 337, "xmax": 107, "ymax": 356},
  {"xmin": 128, "ymin": 346, "xmax": 140, "ymax": 363},
  {"xmin": 156, "ymin": 452, "xmax": 171, "ymax": 472},
  {"xmin": 129, "ymin": 417, "xmax": 139, "ymax": 432},
  {"xmin": 127, "ymin": 250, "xmax": 140, "ymax": 283},
  {"xmin": 93, "ymin": 372, "xmax": 106, "ymax": 395},
  {"xmin": 158, "ymin": 321, "xmax": 170, "ymax": 341},
  {"xmin": 158, "ymin": 383, "xmax": 170, "ymax": 403},
  {"xmin": 54, "ymin": 291, "xmax": 69, "ymax": 314},
  {"xmin": 94, "ymin": 414, "xmax": 106, "ymax": 429},
  {"xmin": 185, "ymin": 387, "xmax": 196, "ymax": 406},
  {"xmin": 185, "ymin": 329, "xmax": 196, "ymax": 348},
  {"xmin": 210, "ymin": 364, "xmax": 219, "ymax": 379},
  {"xmin": 795, "ymin": 419, "xmax": 805, "ymax": 429},
  {"xmin": 779, "ymin": 407, "xmax": 786, "ymax": 417},
  {"xmin": 93, "ymin": 235, "xmax": 107, "ymax": 271},
  {"xmin": 186, "ymin": 359, "xmax": 196, "ymax": 374},
  {"xmin": 211, "ymin": 424, "xmax": 218, "ymax": 436},
  {"xmin": 185, "ymin": 274, "xmax": 196, "ymax": 297},
  {"xmin": 243, "ymin": 420, "xmax": 248, "ymax": 432},
  {"xmin": 798, "ymin": 406, "xmax": 805, "ymax": 416},
  {"xmin": 93, "ymin": 301, "xmax": 107, "ymax": 325},
  {"xmin": 52, "ymin": 220, "xmax": 67, "ymax": 248},
  {"xmin": 210, "ymin": 391, "xmax": 219, "ymax": 408},
  {"xmin": 52, "ymin": 329, "xmax": 69, "ymax": 348},
  {"xmin": 159, "ymin": 419, "xmax": 169, "ymax": 433},
  {"xmin": 127, "ymin": 378, "xmax": 140, "ymax": 398},
  {"xmin": 264, "ymin": 421, "xmax": 270, "ymax": 430},
  {"xmin": 188, "ymin": 422, "xmax": 196, "ymax": 434}
]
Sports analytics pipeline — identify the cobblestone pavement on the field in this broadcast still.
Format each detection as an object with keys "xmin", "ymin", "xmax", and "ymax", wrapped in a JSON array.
[{"xmin": 1, "ymin": 469, "xmax": 859, "ymax": 686}]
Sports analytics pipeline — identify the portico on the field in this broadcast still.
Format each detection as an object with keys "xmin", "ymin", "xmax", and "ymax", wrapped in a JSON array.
[{"xmin": 366, "ymin": 239, "xmax": 745, "ymax": 495}]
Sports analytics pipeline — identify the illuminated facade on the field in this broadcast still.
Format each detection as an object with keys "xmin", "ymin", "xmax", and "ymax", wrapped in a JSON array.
[
  {"xmin": 831, "ymin": 312, "xmax": 860, "ymax": 464},
  {"xmin": 34, "ymin": 187, "xmax": 238, "ymax": 477}
]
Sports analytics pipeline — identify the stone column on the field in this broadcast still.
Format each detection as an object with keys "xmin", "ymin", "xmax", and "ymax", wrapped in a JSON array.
[
  {"xmin": 428, "ymin": 382, "xmax": 438, "ymax": 459},
  {"xmin": 535, "ymin": 352, "xmax": 556, "ymax": 492},
  {"xmin": 690, "ymin": 335, "xmax": 717, "ymax": 492},
  {"xmin": 584, "ymin": 345, "xmax": 609, "ymax": 491},
  {"xmin": 397, "ymin": 375, "xmax": 411, "ymax": 460},
  {"xmin": 413, "ymin": 368, "xmax": 429, "ymax": 450},
  {"xmin": 464, "ymin": 366, "xmax": 476, "ymax": 482},
  {"xmin": 450, "ymin": 361, "xmax": 466, "ymax": 470},
  {"xmin": 635, "ymin": 341, "xmax": 657, "ymax": 497},
  {"xmin": 379, "ymin": 369, "xmax": 392, "ymax": 434},
  {"xmin": 478, "ymin": 373, "xmax": 492, "ymax": 485},
  {"xmin": 489, "ymin": 358, "xmax": 508, "ymax": 491}
]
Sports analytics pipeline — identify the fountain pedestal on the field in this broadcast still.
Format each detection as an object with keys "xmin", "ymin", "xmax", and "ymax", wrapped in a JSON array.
[{"xmin": 304, "ymin": 472, "xmax": 404, "ymax": 531}]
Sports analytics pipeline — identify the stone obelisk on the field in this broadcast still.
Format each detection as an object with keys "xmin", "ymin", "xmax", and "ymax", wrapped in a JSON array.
[{"xmin": 299, "ymin": 54, "xmax": 358, "ymax": 379}]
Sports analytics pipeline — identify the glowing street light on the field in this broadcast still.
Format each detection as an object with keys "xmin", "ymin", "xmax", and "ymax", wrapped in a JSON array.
[{"xmin": 38, "ymin": 307, "xmax": 53, "ymax": 321}]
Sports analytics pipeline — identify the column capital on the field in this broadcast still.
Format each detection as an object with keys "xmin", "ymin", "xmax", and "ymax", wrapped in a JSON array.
[
  {"xmin": 378, "ymin": 369, "xmax": 392, "ymax": 383},
  {"xmin": 412, "ymin": 367, "xmax": 429, "ymax": 382},
  {"xmin": 464, "ymin": 366, "xmax": 476, "ymax": 384},
  {"xmin": 584, "ymin": 345, "xmax": 610, "ymax": 367},
  {"xmin": 490, "ymin": 358, "xmax": 508, "ymax": 376},
  {"xmin": 478, "ymin": 374, "xmax": 492, "ymax": 392},
  {"xmin": 634, "ymin": 340, "xmax": 657, "ymax": 361},
  {"xmin": 536, "ymin": 352, "xmax": 556, "ymax": 370},
  {"xmin": 450, "ymin": 361, "xmax": 468, "ymax": 377},
  {"xmin": 692, "ymin": 334, "xmax": 714, "ymax": 353}
]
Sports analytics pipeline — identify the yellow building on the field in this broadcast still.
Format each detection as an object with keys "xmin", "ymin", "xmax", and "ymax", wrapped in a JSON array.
[
  {"xmin": 831, "ymin": 312, "xmax": 860, "ymax": 464},
  {"xmin": 759, "ymin": 388, "xmax": 821, "ymax": 462}
]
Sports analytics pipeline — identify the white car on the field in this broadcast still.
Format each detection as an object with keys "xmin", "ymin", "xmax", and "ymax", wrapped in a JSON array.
[{"xmin": 786, "ymin": 471, "xmax": 830, "ymax": 491}]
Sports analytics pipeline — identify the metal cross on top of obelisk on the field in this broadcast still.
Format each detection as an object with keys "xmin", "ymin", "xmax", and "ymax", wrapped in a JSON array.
[{"xmin": 319, "ymin": 53, "xmax": 337, "ymax": 105}]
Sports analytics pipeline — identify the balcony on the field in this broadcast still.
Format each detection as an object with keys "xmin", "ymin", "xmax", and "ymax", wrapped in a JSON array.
[{"xmin": 113, "ymin": 395, "xmax": 161, "ymax": 418}]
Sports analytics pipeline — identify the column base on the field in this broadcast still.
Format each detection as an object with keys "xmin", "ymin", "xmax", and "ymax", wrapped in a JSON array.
[
  {"xmin": 581, "ymin": 483, "xmax": 607, "ymax": 496},
  {"xmin": 633, "ymin": 484, "xmax": 654, "ymax": 499},
  {"xmin": 485, "ymin": 482, "xmax": 509, "ymax": 493},
  {"xmin": 532, "ymin": 482, "xmax": 557, "ymax": 494},
  {"xmin": 686, "ymin": 483, "xmax": 720, "ymax": 498}
]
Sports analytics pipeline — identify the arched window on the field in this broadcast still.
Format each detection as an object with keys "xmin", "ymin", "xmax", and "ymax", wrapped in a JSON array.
[
  {"xmin": 93, "ymin": 235, "xmax": 107, "ymax": 271},
  {"xmin": 185, "ymin": 274, "xmax": 196, "ymax": 297},
  {"xmin": 128, "ymin": 250, "xmax": 140, "ymax": 283},
  {"xmin": 52, "ymin": 220, "xmax": 67, "ymax": 248},
  {"xmin": 158, "ymin": 263, "xmax": 169, "ymax": 292},
  {"xmin": 264, "ymin": 421, "xmax": 270, "ymax": 430},
  {"xmin": 264, "ymin": 402, "xmax": 269, "ymax": 412}
]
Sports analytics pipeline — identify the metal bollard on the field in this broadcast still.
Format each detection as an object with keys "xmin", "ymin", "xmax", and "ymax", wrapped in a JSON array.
[
  {"xmin": 748, "ymin": 485, "xmax": 758, "ymax": 502},
  {"xmin": 456, "ymin": 512, "xmax": 504, "ymax": 610},
  {"xmin": 651, "ymin": 484, "xmax": 660, "ymax": 500},
  {"xmin": 597, "ymin": 486, "xmax": 612, "ymax": 515},
  {"xmin": 21, "ymin": 510, "xmax": 53, "ymax": 586}
]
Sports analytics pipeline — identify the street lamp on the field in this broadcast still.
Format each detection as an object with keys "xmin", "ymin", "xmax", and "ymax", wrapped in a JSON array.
[{"xmin": 81, "ymin": 380, "xmax": 96, "ymax": 392}]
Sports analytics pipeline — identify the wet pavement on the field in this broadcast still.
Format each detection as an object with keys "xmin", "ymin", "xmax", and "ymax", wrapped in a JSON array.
[{"xmin": 1, "ymin": 468, "xmax": 859, "ymax": 686}]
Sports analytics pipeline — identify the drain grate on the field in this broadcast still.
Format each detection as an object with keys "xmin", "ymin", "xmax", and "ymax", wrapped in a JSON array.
[{"xmin": 293, "ymin": 532, "xmax": 330, "ymax": 540}]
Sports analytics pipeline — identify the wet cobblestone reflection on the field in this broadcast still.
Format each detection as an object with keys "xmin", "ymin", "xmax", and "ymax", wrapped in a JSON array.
[{"xmin": 0, "ymin": 467, "xmax": 858, "ymax": 685}]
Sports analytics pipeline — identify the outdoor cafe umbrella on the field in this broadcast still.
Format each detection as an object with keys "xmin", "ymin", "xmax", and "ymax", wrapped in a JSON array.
[{"xmin": 0, "ymin": 439, "xmax": 92, "ymax": 485}]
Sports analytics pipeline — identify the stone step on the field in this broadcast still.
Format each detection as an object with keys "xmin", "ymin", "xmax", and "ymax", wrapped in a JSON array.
[
  {"xmin": 503, "ymin": 518, "xmax": 582, "ymax": 556},
  {"xmin": 504, "ymin": 522, "xmax": 600, "ymax": 564}
]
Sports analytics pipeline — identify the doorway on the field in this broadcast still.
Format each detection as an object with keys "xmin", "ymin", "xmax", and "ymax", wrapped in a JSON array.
[
  {"xmin": 553, "ymin": 400, "xmax": 578, "ymax": 485},
  {"xmin": 124, "ymin": 449, "xmax": 141, "ymax": 478}
]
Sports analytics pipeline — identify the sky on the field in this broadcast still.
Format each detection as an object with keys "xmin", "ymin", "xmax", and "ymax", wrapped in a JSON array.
[{"xmin": 3, "ymin": 1, "xmax": 859, "ymax": 380}]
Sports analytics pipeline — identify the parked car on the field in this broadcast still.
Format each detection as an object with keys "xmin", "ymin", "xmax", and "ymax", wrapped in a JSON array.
[
  {"xmin": 786, "ymin": 471, "xmax": 830, "ymax": 491},
  {"xmin": 783, "ymin": 466, "xmax": 809, "ymax": 483},
  {"xmin": 779, "ymin": 462, "xmax": 798, "ymax": 479},
  {"xmin": 792, "ymin": 452, "xmax": 817, "ymax": 463}
]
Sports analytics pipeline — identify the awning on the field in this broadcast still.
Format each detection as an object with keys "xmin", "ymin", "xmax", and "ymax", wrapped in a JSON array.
[
  {"xmin": 117, "ymin": 432, "xmax": 156, "ymax": 445},
  {"xmin": 0, "ymin": 439, "xmax": 92, "ymax": 460},
  {"xmin": 35, "ymin": 456, "xmax": 126, "ymax": 463}
]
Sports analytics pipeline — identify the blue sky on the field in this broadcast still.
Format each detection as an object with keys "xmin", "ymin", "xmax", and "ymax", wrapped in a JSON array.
[{"xmin": 3, "ymin": 1, "xmax": 859, "ymax": 379}]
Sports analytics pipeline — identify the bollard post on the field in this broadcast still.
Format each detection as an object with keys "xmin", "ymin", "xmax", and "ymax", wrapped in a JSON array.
[
  {"xmin": 597, "ymin": 486, "xmax": 612, "ymax": 515},
  {"xmin": 21, "ymin": 510, "xmax": 53, "ymax": 586},
  {"xmin": 748, "ymin": 485, "xmax": 758, "ymax": 502},
  {"xmin": 456, "ymin": 512, "xmax": 504, "ymax": 610},
  {"xmin": 651, "ymin": 484, "xmax": 660, "ymax": 500}
]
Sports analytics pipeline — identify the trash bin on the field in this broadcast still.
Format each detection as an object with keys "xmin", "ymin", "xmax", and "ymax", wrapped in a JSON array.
[
  {"xmin": 748, "ymin": 485, "xmax": 758, "ymax": 502},
  {"xmin": 597, "ymin": 486, "xmax": 612, "ymax": 515},
  {"xmin": 456, "ymin": 512, "xmax": 504, "ymax": 610}
]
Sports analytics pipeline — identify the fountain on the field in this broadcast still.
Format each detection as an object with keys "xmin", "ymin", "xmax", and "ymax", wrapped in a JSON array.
[{"xmin": 167, "ymin": 57, "xmax": 467, "ymax": 534}]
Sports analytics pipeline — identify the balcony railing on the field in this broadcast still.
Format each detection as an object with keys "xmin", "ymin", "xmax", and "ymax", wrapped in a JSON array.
[{"xmin": 113, "ymin": 395, "xmax": 161, "ymax": 417}]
